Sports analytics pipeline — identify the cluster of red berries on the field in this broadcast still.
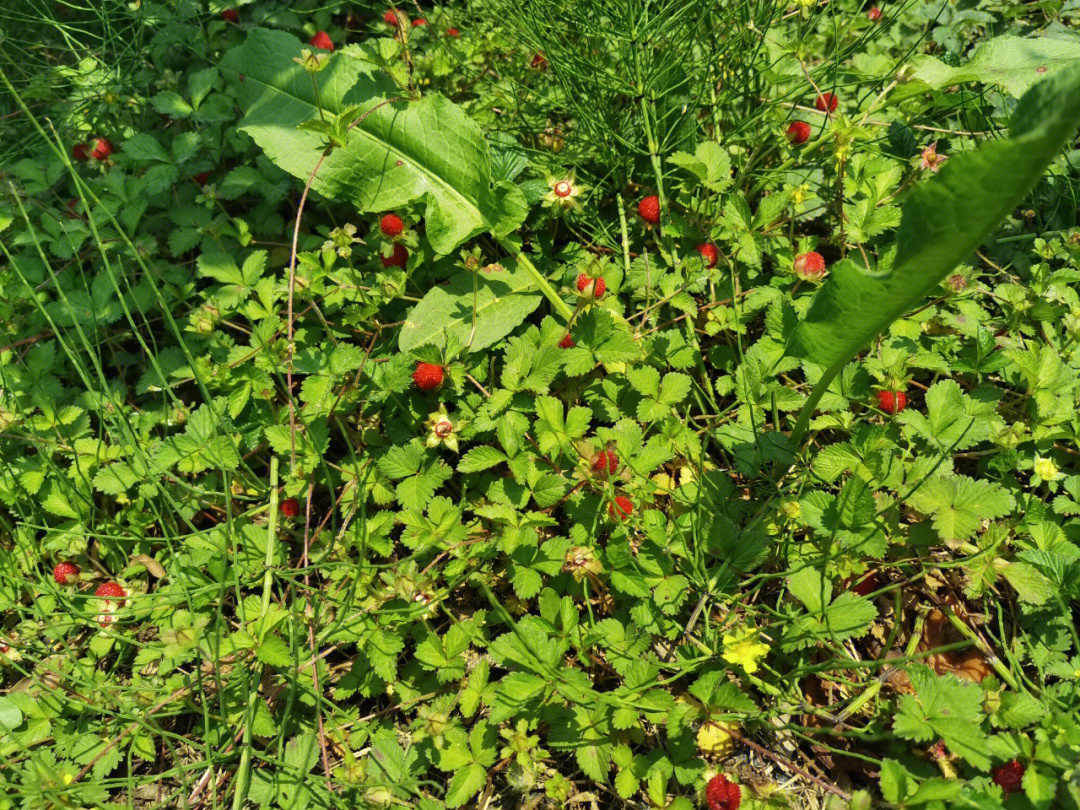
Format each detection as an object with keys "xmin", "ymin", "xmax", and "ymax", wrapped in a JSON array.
[
  {"xmin": 705, "ymin": 773, "xmax": 741, "ymax": 810},
  {"xmin": 73, "ymin": 138, "xmax": 113, "ymax": 162},
  {"xmin": 376, "ymin": 213, "xmax": 409, "ymax": 268}
]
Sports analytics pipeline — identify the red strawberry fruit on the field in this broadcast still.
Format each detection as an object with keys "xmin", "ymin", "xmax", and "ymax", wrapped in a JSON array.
[
  {"xmin": 609, "ymin": 495, "xmax": 633, "ymax": 521},
  {"xmin": 310, "ymin": 31, "xmax": 334, "ymax": 50},
  {"xmin": 638, "ymin": 194, "xmax": 660, "ymax": 224},
  {"xmin": 412, "ymin": 362, "xmax": 444, "ymax": 391},
  {"xmin": 877, "ymin": 390, "xmax": 907, "ymax": 414},
  {"xmin": 222, "ymin": 8, "xmax": 239, "ymax": 23},
  {"xmin": 380, "ymin": 243, "xmax": 408, "ymax": 268},
  {"xmin": 280, "ymin": 498, "xmax": 300, "ymax": 518},
  {"xmin": 95, "ymin": 581, "xmax": 125, "ymax": 600},
  {"xmin": 786, "ymin": 121, "xmax": 811, "ymax": 145},
  {"xmin": 446, "ymin": 27, "xmax": 460, "ymax": 36},
  {"xmin": 412, "ymin": 18, "xmax": 427, "ymax": 26},
  {"xmin": 793, "ymin": 251, "xmax": 826, "ymax": 281},
  {"xmin": 53, "ymin": 562, "xmax": 80, "ymax": 585},
  {"xmin": 90, "ymin": 138, "xmax": 113, "ymax": 160},
  {"xmin": 384, "ymin": 9, "xmax": 401, "ymax": 25},
  {"xmin": 559, "ymin": 334, "xmax": 575, "ymax": 349},
  {"xmin": 848, "ymin": 571, "xmax": 879, "ymax": 596},
  {"xmin": 867, "ymin": 6, "xmax": 882, "ymax": 21},
  {"xmin": 530, "ymin": 52, "xmax": 548, "ymax": 70},
  {"xmin": 816, "ymin": 92, "xmax": 838, "ymax": 113},
  {"xmin": 992, "ymin": 760, "xmax": 1025, "ymax": 797},
  {"xmin": 73, "ymin": 143, "xmax": 90, "ymax": 162},
  {"xmin": 706, "ymin": 774, "xmax": 741, "ymax": 810},
  {"xmin": 192, "ymin": 171, "xmax": 211, "ymax": 185},
  {"xmin": 696, "ymin": 243, "xmax": 719, "ymax": 269},
  {"xmin": 576, "ymin": 273, "xmax": 605, "ymax": 298},
  {"xmin": 380, "ymin": 213, "xmax": 404, "ymax": 237},
  {"xmin": 94, "ymin": 581, "xmax": 127, "ymax": 626},
  {"xmin": 593, "ymin": 450, "xmax": 618, "ymax": 475}
]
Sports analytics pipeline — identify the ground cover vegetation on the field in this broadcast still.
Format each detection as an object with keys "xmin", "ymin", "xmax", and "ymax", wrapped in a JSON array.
[{"xmin": 1, "ymin": 0, "xmax": 1080, "ymax": 808}]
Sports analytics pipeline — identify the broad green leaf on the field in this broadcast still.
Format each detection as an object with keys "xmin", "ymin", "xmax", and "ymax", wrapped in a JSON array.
[
  {"xmin": 222, "ymin": 28, "xmax": 527, "ymax": 254},
  {"xmin": 399, "ymin": 259, "xmax": 542, "ymax": 352},
  {"xmin": 907, "ymin": 475, "xmax": 1015, "ymax": 546},
  {"xmin": 790, "ymin": 63, "xmax": 1080, "ymax": 441},
  {"xmin": 907, "ymin": 36, "xmax": 1080, "ymax": 98}
]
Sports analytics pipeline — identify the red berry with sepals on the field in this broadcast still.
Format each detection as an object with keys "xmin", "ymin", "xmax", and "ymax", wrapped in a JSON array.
[
  {"xmin": 530, "ymin": 52, "xmax": 548, "ymax": 70},
  {"xmin": 384, "ymin": 9, "xmax": 401, "ymax": 26},
  {"xmin": 877, "ymin": 390, "xmax": 907, "ymax": 414},
  {"xmin": 576, "ymin": 273, "xmax": 605, "ymax": 298},
  {"xmin": 412, "ymin": 362, "xmax": 444, "ymax": 391},
  {"xmin": 593, "ymin": 451, "xmax": 618, "ymax": 475},
  {"xmin": 793, "ymin": 251, "xmax": 826, "ymax": 281},
  {"xmin": 992, "ymin": 760, "xmax": 1025, "ymax": 797},
  {"xmin": 867, "ymin": 7, "xmax": 882, "ymax": 21},
  {"xmin": 446, "ymin": 27, "xmax": 460, "ymax": 36},
  {"xmin": 786, "ymin": 121, "xmax": 811, "ymax": 145},
  {"xmin": 705, "ymin": 773, "xmax": 741, "ymax": 810},
  {"xmin": 192, "ymin": 171, "xmax": 211, "ymax": 185},
  {"xmin": 697, "ymin": 243, "xmax": 718, "ymax": 269},
  {"xmin": 380, "ymin": 243, "xmax": 408, "ymax": 268},
  {"xmin": 73, "ymin": 143, "xmax": 90, "ymax": 162},
  {"xmin": 638, "ymin": 194, "xmax": 660, "ymax": 224},
  {"xmin": 816, "ymin": 92, "xmax": 838, "ymax": 113},
  {"xmin": 558, "ymin": 334, "xmax": 574, "ymax": 349},
  {"xmin": 53, "ymin": 562, "xmax": 80, "ymax": 585},
  {"xmin": 280, "ymin": 498, "xmax": 300, "ymax": 518},
  {"xmin": 222, "ymin": 8, "xmax": 239, "ymax": 22},
  {"xmin": 95, "ymin": 581, "xmax": 125, "ymax": 600},
  {"xmin": 93, "ymin": 581, "xmax": 127, "ymax": 626},
  {"xmin": 380, "ymin": 213, "xmax": 404, "ymax": 237},
  {"xmin": 90, "ymin": 138, "xmax": 113, "ymax": 160},
  {"xmin": 310, "ymin": 31, "xmax": 334, "ymax": 50},
  {"xmin": 412, "ymin": 18, "xmax": 427, "ymax": 26},
  {"xmin": 609, "ymin": 495, "xmax": 633, "ymax": 521}
]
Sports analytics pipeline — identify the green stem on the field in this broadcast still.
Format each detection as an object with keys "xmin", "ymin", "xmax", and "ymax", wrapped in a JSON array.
[
  {"xmin": 233, "ymin": 457, "xmax": 280, "ymax": 810},
  {"xmin": 500, "ymin": 239, "xmax": 573, "ymax": 321}
]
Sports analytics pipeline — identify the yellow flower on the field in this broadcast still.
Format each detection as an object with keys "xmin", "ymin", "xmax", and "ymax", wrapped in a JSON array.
[
  {"xmin": 1033, "ymin": 456, "xmax": 1062, "ymax": 481},
  {"xmin": 722, "ymin": 626, "xmax": 769, "ymax": 674},
  {"xmin": 696, "ymin": 720, "xmax": 738, "ymax": 756}
]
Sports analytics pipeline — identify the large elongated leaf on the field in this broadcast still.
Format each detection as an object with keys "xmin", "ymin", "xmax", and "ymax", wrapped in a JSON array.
[
  {"xmin": 789, "ymin": 62, "xmax": 1080, "ymax": 441},
  {"xmin": 221, "ymin": 28, "xmax": 527, "ymax": 254},
  {"xmin": 399, "ymin": 259, "xmax": 542, "ymax": 352},
  {"xmin": 907, "ymin": 36, "xmax": 1080, "ymax": 98}
]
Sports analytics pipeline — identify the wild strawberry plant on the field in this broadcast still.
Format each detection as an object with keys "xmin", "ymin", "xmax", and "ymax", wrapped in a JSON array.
[{"xmin": 1, "ymin": 2, "xmax": 1080, "ymax": 810}]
